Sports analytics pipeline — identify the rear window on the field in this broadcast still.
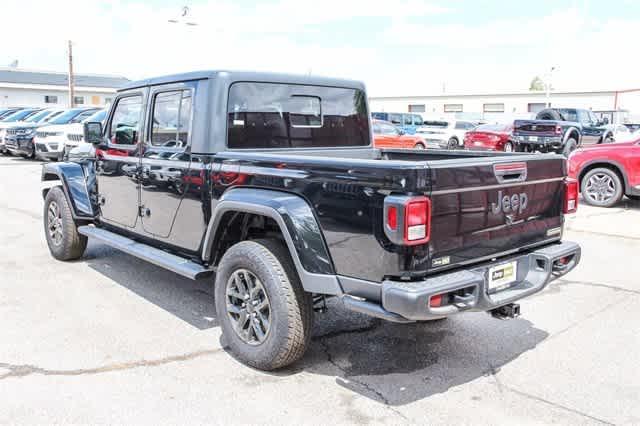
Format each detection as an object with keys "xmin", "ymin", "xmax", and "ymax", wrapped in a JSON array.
[
  {"xmin": 476, "ymin": 123, "xmax": 511, "ymax": 132},
  {"xmin": 227, "ymin": 82, "xmax": 369, "ymax": 149},
  {"xmin": 422, "ymin": 120, "xmax": 449, "ymax": 128}
]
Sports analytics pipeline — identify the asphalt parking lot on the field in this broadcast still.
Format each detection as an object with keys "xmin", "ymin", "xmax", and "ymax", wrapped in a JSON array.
[{"xmin": 1, "ymin": 154, "xmax": 638, "ymax": 425}]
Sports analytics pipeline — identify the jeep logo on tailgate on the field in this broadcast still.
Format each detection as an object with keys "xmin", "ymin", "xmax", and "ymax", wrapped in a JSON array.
[{"xmin": 491, "ymin": 190, "xmax": 528, "ymax": 215}]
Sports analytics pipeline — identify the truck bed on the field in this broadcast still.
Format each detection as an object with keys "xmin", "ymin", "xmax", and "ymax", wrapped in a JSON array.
[{"xmin": 214, "ymin": 148, "xmax": 566, "ymax": 281}]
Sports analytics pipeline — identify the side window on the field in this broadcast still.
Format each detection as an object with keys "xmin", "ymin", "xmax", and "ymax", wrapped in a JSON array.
[
  {"xmin": 413, "ymin": 115, "xmax": 423, "ymax": 125},
  {"xmin": 388, "ymin": 113, "xmax": 402, "ymax": 125},
  {"xmin": 403, "ymin": 115, "xmax": 413, "ymax": 126},
  {"xmin": 454, "ymin": 122, "xmax": 465, "ymax": 130},
  {"xmin": 150, "ymin": 90, "xmax": 192, "ymax": 148},
  {"xmin": 372, "ymin": 122, "xmax": 381, "ymax": 134},
  {"xmin": 109, "ymin": 95, "xmax": 143, "ymax": 145},
  {"xmin": 381, "ymin": 123, "xmax": 398, "ymax": 135},
  {"xmin": 588, "ymin": 111, "xmax": 599, "ymax": 124}
]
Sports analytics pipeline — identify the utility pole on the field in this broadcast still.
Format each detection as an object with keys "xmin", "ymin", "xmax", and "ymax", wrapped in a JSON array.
[
  {"xmin": 545, "ymin": 66, "xmax": 555, "ymax": 108},
  {"xmin": 67, "ymin": 40, "xmax": 75, "ymax": 108}
]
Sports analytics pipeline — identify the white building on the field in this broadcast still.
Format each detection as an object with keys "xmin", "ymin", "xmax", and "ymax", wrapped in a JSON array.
[
  {"xmin": 0, "ymin": 68, "xmax": 129, "ymax": 108},
  {"xmin": 369, "ymin": 89, "xmax": 640, "ymax": 124}
]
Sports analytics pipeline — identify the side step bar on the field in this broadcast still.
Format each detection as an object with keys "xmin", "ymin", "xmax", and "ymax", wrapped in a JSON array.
[{"xmin": 78, "ymin": 226, "xmax": 214, "ymax": 280}]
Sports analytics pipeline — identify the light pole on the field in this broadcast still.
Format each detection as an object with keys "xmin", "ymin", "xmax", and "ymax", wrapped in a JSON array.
[
  {"xmin": 545, "ymin": 66, "xmax": 556, "ymax": 108},
  {"xmin": 67, "ymin": 40, "xmax": 75, "ymax": 108}
]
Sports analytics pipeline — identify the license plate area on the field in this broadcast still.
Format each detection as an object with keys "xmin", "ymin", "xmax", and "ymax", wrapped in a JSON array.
[
  {"xmin": 488, "ymin": 260, "xmax": 518, "ymax": 293},
  {"xmin": 528, "ymin": 136, "xmax": 538, "ymax": 142}
]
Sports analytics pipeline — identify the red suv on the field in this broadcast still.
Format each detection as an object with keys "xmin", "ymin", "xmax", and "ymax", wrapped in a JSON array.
[{"xmin": 568, "ymin": 140, "xmax": 640, "ymax": 207}]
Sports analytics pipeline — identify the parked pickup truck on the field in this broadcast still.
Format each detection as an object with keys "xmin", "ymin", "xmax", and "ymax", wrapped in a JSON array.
[
  {"xmin": 41, "ymin": 71, "xmax": 581, "ymax": 370},
  {"xmin": 513, "ymin": 108, "xmax": 614, "ymax": 156}
]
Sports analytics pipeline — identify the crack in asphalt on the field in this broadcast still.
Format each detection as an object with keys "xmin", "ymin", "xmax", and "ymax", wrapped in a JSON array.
[
  {"xmin": 312, "ymin": 319, "xmax": 382, "ymax": 341},
  {"xmin": 0, "ymin": 203, "xmax": 41, "ymax": 221},
  {"xmin": 486, "ymin": 364, "xmax": 613, "ymax": 424},
  {"xmin": 557, "ymin": 278, "xmax": 640, "ymax": 295},
  {"xmin": 315, "ymin": 321, "xmax": 409, "ymax": 421},
  {"xmin": 0, "ymin": 348, "xmax": 223, "ymax": 381}
]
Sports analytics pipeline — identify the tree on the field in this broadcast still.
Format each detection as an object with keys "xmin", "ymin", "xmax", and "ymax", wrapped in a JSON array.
[{"xmin": 529, "ymin": 76, "xmax": 545, "ymax": 91}]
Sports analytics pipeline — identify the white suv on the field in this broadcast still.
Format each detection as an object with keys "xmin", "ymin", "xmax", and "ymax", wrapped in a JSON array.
[
  {"xmin": 33, "ymin": 108, "xmax": 101, "ymax": 160},
  {"xmin": 416, "ymin": 119, "xmax": 476, "ymax": 149}
]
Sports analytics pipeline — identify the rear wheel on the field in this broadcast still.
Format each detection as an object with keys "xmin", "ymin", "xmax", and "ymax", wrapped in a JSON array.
[
  {"xmin": 503, "ymin": 141, "xmax": 514, "ymax": 152},
  {"xmin": 562, "ymin": 138, "xmax": 577, "ymax": 157},
  {"xmin": 43, "ymin": 187, "xmax": 87, "ymax": 260},
  {"xmin": 581, "ymin": 167, "xmax": 623, "ymax": 207},
  {"xmin": 413, "ymin": 142, "xmax": 425, "ymax": 150},
  {"xmin": 214, "ymin": 238, "xmax": 313, "ymax": 370},
  {"xmin": 447, "ymin": 137, "xmax": 458, "ymax": 150}
]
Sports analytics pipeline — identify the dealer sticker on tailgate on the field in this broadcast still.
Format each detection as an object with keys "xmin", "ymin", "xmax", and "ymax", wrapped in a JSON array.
[{"xmin": 488, "ymin": 261, "xmax": 518, "ymax": 292}]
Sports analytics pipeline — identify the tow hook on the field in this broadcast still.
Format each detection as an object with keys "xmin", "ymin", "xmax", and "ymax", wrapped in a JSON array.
[{"xmin": 490, "ymin": 303, "xmax": 521, "ymax": 320}]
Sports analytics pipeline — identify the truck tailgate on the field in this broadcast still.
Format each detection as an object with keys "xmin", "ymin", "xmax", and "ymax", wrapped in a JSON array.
[{"xmin": 428, "ymin": 155, "xmax": 564, "ymax": 269}]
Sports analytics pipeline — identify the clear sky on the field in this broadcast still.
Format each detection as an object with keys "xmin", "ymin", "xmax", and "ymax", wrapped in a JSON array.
[{"xmin": 2, "ymin": 0, "xmax": 639, "ymax": 96}]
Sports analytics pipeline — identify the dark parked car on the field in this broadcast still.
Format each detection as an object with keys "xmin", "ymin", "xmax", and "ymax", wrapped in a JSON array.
[
  {"xmin": 41, "ymin": 71, "xmax": 581, "ymax": 370},
  {"xmin": 512, "ymin": 108, "xmax": 614, "ymax": 156}
]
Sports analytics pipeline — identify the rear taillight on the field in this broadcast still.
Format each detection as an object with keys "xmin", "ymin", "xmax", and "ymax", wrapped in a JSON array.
[
  {"xmin": 563, "ymin": 178, "xmax": 578, "ymax": 214},
  {"xmin": 384, "ymin": 195, "xmax": 432, "ymax": 245}
]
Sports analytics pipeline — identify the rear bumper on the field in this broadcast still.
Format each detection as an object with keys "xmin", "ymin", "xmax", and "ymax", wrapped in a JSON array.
[
  {"xmin": 513, "ymin": 135, "xmax": 563, "ymax": 151},
  {"xmin": 342, "ymin": 241, "xmax": 580, "ymax": 322}
]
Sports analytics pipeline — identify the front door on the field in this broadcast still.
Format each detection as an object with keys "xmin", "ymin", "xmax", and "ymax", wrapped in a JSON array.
[
  {"xmin": 578, "ymin": 110, "xmax": 600, "ymax": 145},
  {"xmin": 139, "ymin": 85, "xmax": 194, "ymax": 238},
  {"xmin": 96, "ymin": 92, "xmax": 145, "ymax": 228}
]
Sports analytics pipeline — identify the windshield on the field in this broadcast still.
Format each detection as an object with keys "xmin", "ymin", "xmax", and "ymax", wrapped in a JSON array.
[
  {"xmin": 84, "ymin": 109, "xmax": 106, "ymax": 123},
  {"xmin": 1, "ymin": 109, "xmax": 39, "ymax": 122},
  {"xmin": 49, "ymin": 109, "xmax": 94, "ymax": 125},
  {"xmin": 24, "ymin": 110, "xmax": 54, "ymax": 123}
]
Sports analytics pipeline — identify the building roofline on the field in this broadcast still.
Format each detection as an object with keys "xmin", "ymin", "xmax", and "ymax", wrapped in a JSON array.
[
  {"xmin": 368, "ymin": 89, "xmax": 637, "ymax": 100},
  {"xmin": 0, "ymin": 67, "xmax": 128, "ymax": 80}
]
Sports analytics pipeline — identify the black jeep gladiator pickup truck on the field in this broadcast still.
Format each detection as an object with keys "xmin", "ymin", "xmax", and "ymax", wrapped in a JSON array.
[
  {"xmin": 41, "ymin": 71, "xmax": 581, "ymax": 370},
  {"xmin": 513, "ymin": 108, "xmax": 614, "ymax": 156}
]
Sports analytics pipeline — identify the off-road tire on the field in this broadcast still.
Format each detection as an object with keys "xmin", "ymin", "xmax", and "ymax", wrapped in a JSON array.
[
  {"xmin": 580, "ymin": 167, "xmax": 623, "ymax": 208},
  {"xmin": 215, "ymin": 238, "xmax": 313, "ymax": 370},
  {"xmin": 562, "ymin": 138, "xmax": 577, "ymax": 157},
  {"xmin": 43, "ymin": 186, "xmax": 87, "ymax": 260}
]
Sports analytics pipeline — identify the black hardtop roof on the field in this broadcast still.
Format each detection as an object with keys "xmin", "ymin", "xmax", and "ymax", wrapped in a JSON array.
[{"xmin": 119, "ymin": 70, "xmax": 366, "ymax": 91}]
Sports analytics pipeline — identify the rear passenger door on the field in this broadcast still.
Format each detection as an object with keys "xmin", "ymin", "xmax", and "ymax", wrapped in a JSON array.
[{"xmin": 139, "ymin": 84, "xmax": 194, "ymax": 238}]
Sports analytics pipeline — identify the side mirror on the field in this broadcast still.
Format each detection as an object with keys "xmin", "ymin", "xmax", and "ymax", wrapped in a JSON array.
[{"xmin": 83, "ymin": 121, "xmax": 103, "ymax": 145}]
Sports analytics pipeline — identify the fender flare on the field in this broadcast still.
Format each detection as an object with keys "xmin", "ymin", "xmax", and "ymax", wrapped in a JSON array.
[
  {"xmin": 41, "ymin": 162, "xmax": 95, "ymax": 220},
  {"xmin": 201, "ymin": 188, "xmax": 342, "ymax": 295},
  {"xmin": 562, "ymin": 126, "xmax": 581, "ymax": 145}
]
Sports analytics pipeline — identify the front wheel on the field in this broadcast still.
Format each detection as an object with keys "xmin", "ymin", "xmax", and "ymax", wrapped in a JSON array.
[
  {"xmin": 581, "ymin": 167, "xmax": 623, "ymax": 207},
  {"xmin": 43, "ymin": 186, "xmax": 87, "ymax": 260},
  {"xmin": 214, "ymin": 239, "xmax": 313, "ymax": 370},
  {"xmin": 413, "ymin": 142, "xmax": 425, "ymax": 150},
  {"xmin": 447, "ymin": 137, "xmax": 458, "ymax": 150}
]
